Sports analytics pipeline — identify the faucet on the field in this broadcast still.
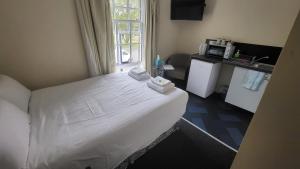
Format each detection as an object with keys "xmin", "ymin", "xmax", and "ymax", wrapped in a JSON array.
[{"xmin": 251, "ymin": 56, "xmax": 270, "ymax": 64}]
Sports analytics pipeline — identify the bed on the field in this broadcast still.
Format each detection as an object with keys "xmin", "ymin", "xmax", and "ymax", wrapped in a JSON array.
[{"xmin": 0, "ymin": 73, "xmax": 188, "ymax": 169}]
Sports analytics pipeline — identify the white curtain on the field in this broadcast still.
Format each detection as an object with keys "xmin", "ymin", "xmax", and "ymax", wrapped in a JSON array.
[
  {"xmin": 143, "ymin": 0, "xmax": 158, "ymax": 74},
  {"xmin": 75, "ymin": 0, "xmax": 115, "ymax": 77}
]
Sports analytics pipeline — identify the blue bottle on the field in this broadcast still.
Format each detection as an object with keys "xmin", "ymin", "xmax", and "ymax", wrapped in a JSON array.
[{"xmin": 155, "ymin": 55, "xmax": 161, "ymax": 68}]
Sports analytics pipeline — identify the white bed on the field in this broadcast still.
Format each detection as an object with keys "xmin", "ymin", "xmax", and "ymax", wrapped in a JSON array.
[{"xmin": 24, "ymin": 73, "xmax": 188, "ymax": 169}]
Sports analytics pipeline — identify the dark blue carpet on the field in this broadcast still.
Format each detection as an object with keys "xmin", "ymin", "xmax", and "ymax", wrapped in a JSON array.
[
  {"xmin": 183, "ymin": 93, "xmax": 253, "ymax": 150},
  {"xmin": 128, "ymin": 119, "xmax": 236, "ymax": 169}
]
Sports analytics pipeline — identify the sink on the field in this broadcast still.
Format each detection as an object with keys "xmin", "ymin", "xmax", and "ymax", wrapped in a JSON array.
[
  {"xmin": 252, "ymin": 63, "xmax": 274, "ymax": 70},
  {"xmin": 226, "ymin": 59, "xmax": 274, "ymax": 72},
  {"xmin": 229, "ymin": 59, "xmax": 251, "ymax": 65}
]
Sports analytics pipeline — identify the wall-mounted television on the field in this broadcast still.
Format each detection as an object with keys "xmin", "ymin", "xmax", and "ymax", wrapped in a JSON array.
[{"xmin": 171, "ymin": 0, "xmax": 206, "ymax": 21}]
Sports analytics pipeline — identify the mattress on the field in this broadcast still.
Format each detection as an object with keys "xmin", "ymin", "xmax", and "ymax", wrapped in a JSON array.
[{"xmin": 27, "ymin": 73, "xmax": 188, "ymax": 169}]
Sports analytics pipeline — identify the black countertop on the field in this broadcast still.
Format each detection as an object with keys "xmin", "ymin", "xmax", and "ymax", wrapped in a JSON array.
[{"xmin": 191, "ymin": 54, "xmax": 274, "ymax": 73}]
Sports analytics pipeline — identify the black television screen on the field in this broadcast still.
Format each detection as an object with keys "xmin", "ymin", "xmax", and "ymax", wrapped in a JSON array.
[{"xmin": 171, "ymin": 0, "xmax": 206, "ymax": 20}]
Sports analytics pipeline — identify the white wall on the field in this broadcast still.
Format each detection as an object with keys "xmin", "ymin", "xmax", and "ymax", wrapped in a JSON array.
[
  {"xmin": 157, "ymin": 0, "xmax": 180, "ymax": 58},
  {"xmin": 159, "ymin": 0, "xmax": 300, "ymax": 91},
  {"xmin": 175, "ymin": 0, "xmax": 300, "ymax": 53},
  {"xmin": 0, "ymin": 0, "xmax": 89, "ymax": 90}
]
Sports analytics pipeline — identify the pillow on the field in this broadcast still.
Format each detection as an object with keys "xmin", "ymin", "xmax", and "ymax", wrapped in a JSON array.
[
  {"xmin": 0, "ymin": 98, "xmax": 30, "ymax": 169},
  {"xmin": 0, "ymin": 74, "xmax": 31, "ymax": 112}
]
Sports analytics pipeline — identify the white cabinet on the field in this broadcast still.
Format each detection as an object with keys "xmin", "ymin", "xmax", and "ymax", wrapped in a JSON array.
[
  {"xmin": 225, "ymin": 67, "xmax": 271, "ymax": 113},
  {"xmin": 187, "ymin": 59, "xmax": 221, "ymax": 98}
]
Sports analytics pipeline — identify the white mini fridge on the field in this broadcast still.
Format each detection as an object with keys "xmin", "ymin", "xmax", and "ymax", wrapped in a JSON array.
[{"xmin": 186, "ymin": 59, "xmax": 221, "ymax": 98}]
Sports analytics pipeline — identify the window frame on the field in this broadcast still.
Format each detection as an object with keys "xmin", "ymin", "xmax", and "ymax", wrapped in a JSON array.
[{"xmin": 111, "ymin": 0, "xmax": 145, "ymax": 65}]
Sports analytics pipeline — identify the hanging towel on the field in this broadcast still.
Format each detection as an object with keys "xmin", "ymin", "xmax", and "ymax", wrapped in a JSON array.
[
  {"xmin": 242, "ymin": 70, "xmax": 265, "ymax": 91},
  {"xmin": 147, "ymin": 81, "xmax": 175, "ymax": 94}
]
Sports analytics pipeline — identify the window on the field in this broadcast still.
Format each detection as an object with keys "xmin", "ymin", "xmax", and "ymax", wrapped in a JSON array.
[{"xmin": 111, "ymin": 0, "xmax": 144, "ymax": 65}]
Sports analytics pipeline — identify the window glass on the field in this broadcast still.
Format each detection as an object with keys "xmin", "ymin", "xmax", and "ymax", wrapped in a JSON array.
[
  {"xmin": 114, "ymin": 7, "xmax": 128, "ymax": 20},
  {"xmin": 115, "ymin": 0, "xmax": 127, "ymax": 7},
  {"xmin": 111, "ymin": 0, "xmax": 144, "ymax": 65},
  {"xmin": 131, "ymin": 44, "xmax": 140, "ymax": 63},
  {"xmin": 129, "ymin": 9, "xmax": 140, "ymax": 20},
  {"xmin": 131, "ymin": 23, "xmax": 140, "ymax": 32},
  {"xmin": 131, "ymin": 33, "xmax": 140, "ymax": 44},
  {"xmin": 129, "ymin": 0, "xmax": 140, "ymax": 8},
  {"xmin": 117, "ymin": 22, "xmax": 129, "ymax": 32},
  {"xmin": 120, "ymin": 45, "xmax": 130, "ymax": 63},
  {"xmin": 120, "ymin": 34, "xmax": 130, "ymax": 44}
]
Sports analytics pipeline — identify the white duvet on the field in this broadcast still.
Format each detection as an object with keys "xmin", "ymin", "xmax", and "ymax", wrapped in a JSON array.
[{"xmin": 27, "ymin": 73, "xmax": 188, "ymax": 169}]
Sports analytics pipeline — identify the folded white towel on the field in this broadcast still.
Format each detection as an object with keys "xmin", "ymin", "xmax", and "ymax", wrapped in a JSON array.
[
  {"xmin": 151, "ymin": 76, "xmax": 171, "ymax": 87},
  {"xmin": 130, "ymin": 67, "xmax": 146, "ymax": 75},
  {"xmin": 147, "ymin": 81, "xmax": 175, "ymax": 94},
  {"xmin": 128, "ymin": 71, "xmax": 150, "ymax": 81}
]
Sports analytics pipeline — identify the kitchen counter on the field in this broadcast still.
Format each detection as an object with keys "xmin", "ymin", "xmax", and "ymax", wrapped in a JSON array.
[{"xmin": 191, "ymin": 54, "xmax": 274, "ymax": 73}]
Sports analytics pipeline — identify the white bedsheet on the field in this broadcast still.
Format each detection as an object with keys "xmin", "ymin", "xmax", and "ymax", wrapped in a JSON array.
[{"xmin": 27, "ymin": 73, "xmax": 188, "ymax": 169}]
